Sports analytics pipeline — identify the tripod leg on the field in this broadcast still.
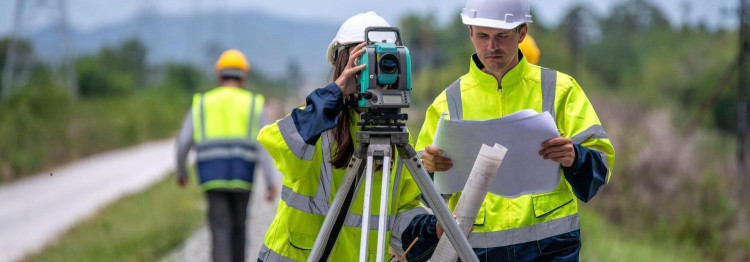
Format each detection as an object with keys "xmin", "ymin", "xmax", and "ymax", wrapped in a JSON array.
[
  {"xmin": 398, "ymin": 144, "xmax": 479, "ymax": 262},
  {"xmin": 359, "ymin": 155, "xmax": 375, "ymax": 262},
  {"xmin": 307, "ymin": 153, "xmax": 366, "ymax": 262},
  {"xmin": 375, "ymin": 154, "xmax": 391, "ymax": 262}
]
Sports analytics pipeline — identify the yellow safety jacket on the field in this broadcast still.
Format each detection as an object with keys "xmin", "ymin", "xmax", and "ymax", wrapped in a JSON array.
[
  {"xmin": 257, "ymin": 110, "xmax": 426, "ymax": 261},
  {"xmin": 192, "ymin": 86, "xmax": 265, "ymax": 191},
  {"xmin": 415, "ymin": 54, "xmax": 615, "ymax": 249}
]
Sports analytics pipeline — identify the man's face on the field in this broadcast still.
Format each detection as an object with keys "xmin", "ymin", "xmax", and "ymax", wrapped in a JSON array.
[{"xmin": 469, "ymin": 25, "xmax": 527, "ymax": 73}]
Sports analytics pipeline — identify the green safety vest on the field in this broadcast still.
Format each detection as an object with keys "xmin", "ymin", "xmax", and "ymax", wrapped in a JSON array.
[
  {"xmin": 415, "ymin": 54, "xmax": 615, "ymax": 248},
  {"xmin": 192, "ymin": 86, "xmax": 265, "ymax": 191}
]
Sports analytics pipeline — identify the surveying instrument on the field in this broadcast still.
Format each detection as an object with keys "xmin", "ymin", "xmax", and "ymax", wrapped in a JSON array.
[{"xmin": 306, "ymin": 27, "xmax": 478, "ymax": 262}]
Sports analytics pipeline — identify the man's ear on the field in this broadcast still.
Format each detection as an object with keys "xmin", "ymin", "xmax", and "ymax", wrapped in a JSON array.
[
  {"xmin": 468, "ymin": 25, "xmax": 473, "ymax": 36},
  {"xmin": 518, "ymin": 25, "xmax": 528, "ymax": 43}
]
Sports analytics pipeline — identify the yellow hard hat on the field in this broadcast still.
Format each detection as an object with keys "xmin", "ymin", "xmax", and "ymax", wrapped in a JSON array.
[
  {"xmin": 519, "ymin": 34, "xmax": 540, "ymax": 65},
  {"xmin": 215, "ymin": 49, "xmax": 250, "ymax": 78}
]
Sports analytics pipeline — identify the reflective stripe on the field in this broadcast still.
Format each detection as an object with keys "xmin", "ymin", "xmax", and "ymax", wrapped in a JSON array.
[
  {"xmin": 201, "ymin": 179, "xmax": 252, "ymax": 191},
  {"xmin": 195, "ymin": 147, "xmax": 257, "ymax": 162},
  {"xmin": 343, "ymin": 213, "xmax": 396, "ymax": 230},
  {"xmin": 319, "ymin": 131, "xmax": 334, "ymax": 205},
  {"xmin": 196, "ymin": 138, "xmax": 258, "ymax": 162},
  {"xmin": 199, "ymin": 94, "xmax": 206, "ymax": 141},
  {"xmin": 247, "ymin": 93, "xmax": 257, "ymax": 139},
  {"xmin": 445, "ymin": 79, "xmax": 463, "ymax": 120},
  {"xmin": 571, "ymin": 124, "xmax": 609, "ymax": 144},
  {"xmin": 541, "ymin": 68, "xmax": 557, "ymax": 121},
  {"xmin": 281, "ymin": 183, "xmax": 398, "ymax": 231},
  {"xmin": 389, "ymin": 207, "xmax": 428, "ymax": 253},
  {"xmin": 281, "ymin": 185, "xmax": 329, "ymax": 215},
  {"xmin": 468, "ymin": 214, "xmax": 580, "ymax": 248},
  {"xmin": 196, "ymin": 138, "xmax": 257, "ymax": 149},
  {"xmin": 258, "ymin": 244, "xmax": 297, "ymax": 262},
  {"xmin": 278, "ymin": 115, "xmax": 315, "ymax": 161}
]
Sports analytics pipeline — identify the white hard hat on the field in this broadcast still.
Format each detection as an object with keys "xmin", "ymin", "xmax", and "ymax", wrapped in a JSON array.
[
  {"xmin": 326, "ymin": 11, "xmax": 395, "ymax": 66},
  {"xmin": 461, "ymin": 0, "xmax": 533, "ymax": 29}
]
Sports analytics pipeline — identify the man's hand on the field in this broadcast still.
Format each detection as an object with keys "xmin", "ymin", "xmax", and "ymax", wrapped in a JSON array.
[
  {"xmin": 177, "ymin": 176, "xmax": 188, "ymax": 188},
  {"xmin": 265, "ymin": 185, "xmax": 278, "ymax": 202},
  {"xmin": 334, "ymin": 42, "xmax": 367, "ymax": 97},
  {"xmin": 539, "ymin": 137, "xmax": 576, "ymax": 168},
  {"xmin": 422, "ymin": 145, "xmax": 453, "ymax": 173}
]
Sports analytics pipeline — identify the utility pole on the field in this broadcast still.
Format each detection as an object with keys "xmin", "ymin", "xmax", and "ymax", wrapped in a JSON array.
[
  {"xmin": 564, "ymin": 6, "xmax": 583, "ymax": 77},
  {"xmin": 2, "ymin": 0, "xmax": 78, "ymax": 99},
  {"xmin": 59, "ymin": 0, "xmax": 78, "ymax": 98},
  {"xmin": 740, "ymin": 0, "xmax": 750, "ymax": 181},
  {"xmin": 2, "ymin": 0, "xmax": 24, "ymax": 100}
]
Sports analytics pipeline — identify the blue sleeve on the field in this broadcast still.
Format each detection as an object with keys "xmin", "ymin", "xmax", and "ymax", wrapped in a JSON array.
[
  {"xmin": 562, "ymin": 144, "xmax": 608, "ymax": 202},
  {"xmin": 291, "ymin": 83, "xmax": 343, "ymax": 145},
  {"xmin": 401, "ymin": 214, "xmax": 439, "ymax": 261}
]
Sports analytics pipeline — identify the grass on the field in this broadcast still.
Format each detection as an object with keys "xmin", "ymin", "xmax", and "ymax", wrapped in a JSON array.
[
  {"xmin": 20, "ymin": 173, "xmax": 710, "ymax": 262},
  {"xmin": 579, "ymin": 206, "xmax": 708, "ymax": 262},
  {"xmin": 22, "ymin": 173, "xmax": 204, "ymax": 262}
]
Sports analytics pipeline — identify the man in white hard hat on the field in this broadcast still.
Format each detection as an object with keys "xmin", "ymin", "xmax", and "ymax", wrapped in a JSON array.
[{"xmin": 411, "ymin": 0, "xmax": 616, "ymax": 260}]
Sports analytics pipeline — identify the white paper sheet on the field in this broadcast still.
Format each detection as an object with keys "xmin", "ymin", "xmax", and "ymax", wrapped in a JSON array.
[{"xmin": 433, "ymin": 110, "xmax": 561, "ymax": 198}]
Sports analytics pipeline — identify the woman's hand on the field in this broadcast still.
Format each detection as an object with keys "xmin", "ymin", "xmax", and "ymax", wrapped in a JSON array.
[{"xmin": 334, "ymin": 42, "xmax": 367, "ymax": 97}]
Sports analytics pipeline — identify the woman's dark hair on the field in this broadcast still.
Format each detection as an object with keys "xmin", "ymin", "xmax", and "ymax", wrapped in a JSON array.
[{"xmin": 330, "ymin": 46, "xmax": 356, "ymax": 169}]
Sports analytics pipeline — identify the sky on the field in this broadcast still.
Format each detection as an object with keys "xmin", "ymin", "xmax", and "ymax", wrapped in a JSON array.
[{"xmin": 0, "ymin": 0, "xmax": 740, "ymax": 37}]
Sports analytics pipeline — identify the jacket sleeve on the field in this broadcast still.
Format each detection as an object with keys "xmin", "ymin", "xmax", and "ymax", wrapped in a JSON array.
[
  {"xmin": 175, "ymin": 110, "xmax": 194, "ymax": 180},
  {"xmin": 414, "ymin": 93, "xmax": 448, "ymax": 154},
  {"xmin": 557, "ymin": 76, "xmax": 616, "ymax": 202},
  {"xmin": 399, "ymin": 213, "xmax": 439, "ymax": 262},
  {"xmin": 257, "ymin": 83, "xmax": 343, "ymax": 181},
  {"xmin": 291, "ymin": 83, "xmax": 343, "ymax": 144}
]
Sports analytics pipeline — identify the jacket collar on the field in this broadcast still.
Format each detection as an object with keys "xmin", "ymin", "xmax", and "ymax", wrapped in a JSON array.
[{"xmin": 468, "ymin": 50, "xmax": 529, "ymax": 90}]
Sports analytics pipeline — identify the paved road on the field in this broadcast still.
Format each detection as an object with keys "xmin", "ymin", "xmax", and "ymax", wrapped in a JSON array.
[
  {"xmin": 163, "ymin": 168, "xmax": 279, "ymax": 262},
  {"xmin": 0, "ymin": 140, "xmax": 175, "ymax": 262}
]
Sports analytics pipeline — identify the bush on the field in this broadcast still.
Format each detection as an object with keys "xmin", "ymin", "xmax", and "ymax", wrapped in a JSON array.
[{"xmin": 0, "ymin": 84, "xmax": 71, "ymax": 180}]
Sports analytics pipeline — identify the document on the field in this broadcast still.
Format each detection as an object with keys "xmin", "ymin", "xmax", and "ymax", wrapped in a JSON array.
[{"xmin": 433, "ymin": 109, "xmax": 561, "ymax": 198}]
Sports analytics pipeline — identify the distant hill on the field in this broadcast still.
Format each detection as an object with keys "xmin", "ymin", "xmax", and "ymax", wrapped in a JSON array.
[{"xmin": 27, "ymin": 9, "xmax": 339, "ymax": 79}]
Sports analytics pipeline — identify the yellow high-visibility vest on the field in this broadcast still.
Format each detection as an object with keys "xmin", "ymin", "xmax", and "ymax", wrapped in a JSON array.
[
  {"xmin": 256, "ymin": 110, "xmax": 427, "ymax": 261},
  {"xmin": 415, "ymin": 53, "xmax": 615, "ymax": 249},
  {"xmin": 192, "ymin": 86, "xmax": 265, "ymax": 191}
]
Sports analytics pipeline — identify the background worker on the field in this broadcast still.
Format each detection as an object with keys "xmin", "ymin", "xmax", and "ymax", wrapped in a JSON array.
[
  {"xmin": 519, "ymin": 34, "xmax": 540, "ymax": 65},
  {"xmin": 256, "ymin": 12, "xmax": 446, "ymax": 261},
  {"xmin": 413, "ymin": 0, "xmax": 615, "ymax": 260},
  {"xmin": 175, "ymin": 49, "xmax": 279, "ymax": 262}
]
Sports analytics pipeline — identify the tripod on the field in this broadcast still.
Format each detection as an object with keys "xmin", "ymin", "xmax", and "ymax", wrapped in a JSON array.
[{"xmin": 306, "ymin": 126, "xmax": 478, "ymax": 262}]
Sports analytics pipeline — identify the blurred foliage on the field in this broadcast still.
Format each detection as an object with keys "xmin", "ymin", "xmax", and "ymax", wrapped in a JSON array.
[
  {"xmin": 400, "ymin": 1, "xmax": 748, "ymax": 260},
  {"xmin": 76, "ymin": 39, "xmax": 147, "ymax": 97},
  {"xmin": 0, "ymin": 37, "xmax": 286, "ymax": 182}
]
